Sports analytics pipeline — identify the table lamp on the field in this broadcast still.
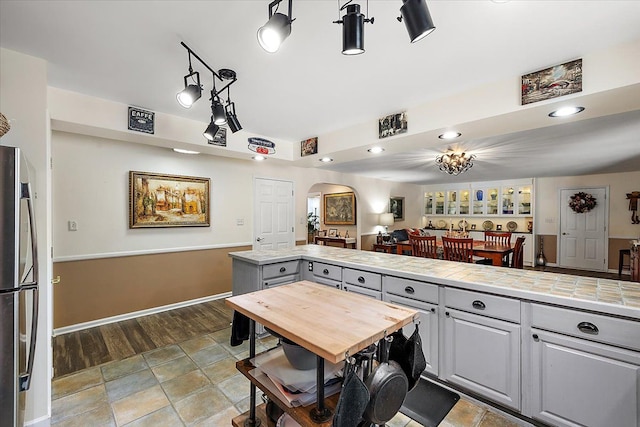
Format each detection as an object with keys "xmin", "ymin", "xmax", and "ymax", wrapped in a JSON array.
[{"xmin": 380, "ymin": 213, "xmax": 395, "ymax": 242}]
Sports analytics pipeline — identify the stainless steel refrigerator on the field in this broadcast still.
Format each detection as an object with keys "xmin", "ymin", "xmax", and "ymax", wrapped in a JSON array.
[{"xmin": 0, "ymin": 146, "xmax": 39, "ymax": 427}]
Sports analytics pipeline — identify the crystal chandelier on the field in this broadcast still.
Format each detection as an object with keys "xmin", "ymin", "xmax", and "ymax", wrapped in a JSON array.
[{"xmin": 435, "ymin": 151, "xmax": 475, "ymax": 175}]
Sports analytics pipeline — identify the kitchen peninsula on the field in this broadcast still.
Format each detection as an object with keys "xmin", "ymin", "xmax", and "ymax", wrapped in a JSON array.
[{"xmin": 230, "ymin": 245, "xmax": 640, "ymax": 427}]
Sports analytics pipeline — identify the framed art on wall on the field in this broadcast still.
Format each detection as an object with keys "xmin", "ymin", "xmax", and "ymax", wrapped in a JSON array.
[
  {"xmin": 390, "ymin": 196, "xmax": 404, "ymax": 221},
  {"xmin": 129, "ymin": 171, "xmax": 210, "ymax": 228},
  {"xmin": 301, "ymin": 137, "xmax": 318, "ymax": 157},
  {"xmin": 324, "ymin": 192, "xmax": 356, "ymax": 225}
]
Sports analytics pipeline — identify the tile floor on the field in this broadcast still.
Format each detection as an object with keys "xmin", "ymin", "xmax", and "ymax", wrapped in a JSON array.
[{"xmin": 51, "ymin": 327, "xmax": 526, "ymax": 427}]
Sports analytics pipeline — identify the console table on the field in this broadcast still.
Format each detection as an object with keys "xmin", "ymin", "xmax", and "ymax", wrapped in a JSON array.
[
  {"xmin": 226, "ymin": 281, "xmax": 417, "ymax": 426},
  {"xmin": 314, "ymin": 236, "xmax": 356, "ymax": 249}
]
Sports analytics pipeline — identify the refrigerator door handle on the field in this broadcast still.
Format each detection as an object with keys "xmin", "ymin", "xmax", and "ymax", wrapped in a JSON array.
[
  {"xmin": 19, "ymin": 286, "xmax": 38, "ymax": 391},
  {"xmin": 20, "ymin": 182, "xmax": 38, "ymax": 286}
]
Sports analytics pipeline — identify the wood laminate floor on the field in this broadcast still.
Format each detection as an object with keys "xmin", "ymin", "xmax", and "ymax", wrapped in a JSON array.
[{"xmin": 53, "ymin": 299, "xmax": 233, "ymax": 378}]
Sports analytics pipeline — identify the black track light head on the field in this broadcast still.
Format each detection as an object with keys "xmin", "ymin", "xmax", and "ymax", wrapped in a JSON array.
[
  {"xmin": 177, "ymin": 71, "xmax": 202, "ymax": 108},
  {"xmin": 203, "ymin": 117, "xmax": 220, "ymax": 141},
  {"xmin": 258, "ymin": 0, "xmax": 294, "ymax": 53},
  {"xmin": 399, "ymin": 0, "xmax": 436, "ymax": 43}
]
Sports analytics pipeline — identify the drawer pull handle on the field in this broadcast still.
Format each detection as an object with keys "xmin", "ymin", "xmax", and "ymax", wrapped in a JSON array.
[
  {"xmin": 323, "ymin": 269, "xmax": 329, "ymax": 275},
  {"xmin": 472, "ymin": 300, "xmax": 486, "ymax": 310},
  {"xmin": 358, "ymin": 276, "xmax": 365, "ymax": 284},
  {"xmin": 279, "ymin": 267, "xmax": 286, "ymax": 273},
  {"xmin": 405, "ymin": 286, "xmax": 415, "ymax": 294},
  {"xmin": 577, "ymin": 321, "xmax": 599, "ymax": 335}
]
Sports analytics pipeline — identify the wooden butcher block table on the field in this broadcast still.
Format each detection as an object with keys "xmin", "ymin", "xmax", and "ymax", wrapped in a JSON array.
[{"xmin": 226, "ymin": 281, "xmax": 418, "ymax": 426}]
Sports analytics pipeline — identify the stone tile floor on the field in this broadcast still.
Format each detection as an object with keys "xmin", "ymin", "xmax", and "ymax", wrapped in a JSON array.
[{"xmin": 51, "ymin": 327, "xmax": 526, "ymax": 426}]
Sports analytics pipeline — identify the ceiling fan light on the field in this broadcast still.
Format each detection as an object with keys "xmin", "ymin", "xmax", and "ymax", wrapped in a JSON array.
[
  {"xmin": 400, "ymin": 0, "xmax": 436, "ymax": 43},
  {"xmin": 176, "ymin": 84, "xmax": 201, "ymax": 108},
  {"xmin": 257, "ymin": 12, "xmax": 292, "ymax": 53}
]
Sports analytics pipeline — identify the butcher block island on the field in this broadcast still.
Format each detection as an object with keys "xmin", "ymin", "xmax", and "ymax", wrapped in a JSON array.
[
  {"xmin": 230, "ymin": 245, "xmax": 640, "ymax": 427},
  {"xmin": 226, "ymin": 281, "xmax": 418, "ymax": 427}
]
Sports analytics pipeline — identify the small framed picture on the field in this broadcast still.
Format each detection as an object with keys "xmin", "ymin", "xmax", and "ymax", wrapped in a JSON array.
[
  {"xmin": 496, "ymin": 224, "xmax": 503, "ymax": 231},
  {"xmin": 328, "ymin": 228, "xmax": 338, "ymax": 237},
  {"xmin": 390, "ymin": 196, "xmax": 405, "ymax": 221},
  {"xmin": 471, "ymin": 224, "xmax": 476, "ymax": 230},
  {"xmin": 301, "ymin": 137, "xmax": 318, "ymax": 157}
]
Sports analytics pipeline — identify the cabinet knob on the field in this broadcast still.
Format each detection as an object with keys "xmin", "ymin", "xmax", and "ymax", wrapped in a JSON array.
[
  {"xmin": 323, "ymin": 269, "xmax": 329, "ymax": 275},
  {"xmin": 430, "ymin": 307, "xmax": 436, "ymax": 313},
  {"xmin": 405, "ymin": 286, "xmax": 415, "ymax": 294},
  {"xmin": 445, "ymin": 311, "xmax": 450, "ymax": 317},
  {"xmin": 532, "ymin": 334, "xmax": 539, "ymax": 341},
  {"xmin": 279, "ymin": 267, "xmax": 286, "ymax": 273},
  {"xmin": 577, "ymin": 321, "xmax": 599, "ymax": 335},
  {"xmin": 472, "ymin": 300, "xmax": 486, "ymax": 310},
  {"xmin": 358, "ymin": 276, "xmax": 365, "ymax": 284}
]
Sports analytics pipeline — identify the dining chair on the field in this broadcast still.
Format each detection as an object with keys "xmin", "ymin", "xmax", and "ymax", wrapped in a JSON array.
[
  {"xmin": 477, "ymin": 231, "xmax": 513, "ymax": 264},
  {"xmin": 442, "ymin": 236, "xmax": 474, "ymax": 263},
  {"xmin": 510, "ymin": 236, "xmax": 526, "ymax": 269},
  {"xmin": 409, "ymin": 234, "xmax": 438, "ymax": 259}
]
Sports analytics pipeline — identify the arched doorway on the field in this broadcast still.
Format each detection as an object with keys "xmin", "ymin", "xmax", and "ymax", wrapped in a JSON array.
[{"xmin": 307, "ymin": 183, "xmax": 360, "ymax": 249}]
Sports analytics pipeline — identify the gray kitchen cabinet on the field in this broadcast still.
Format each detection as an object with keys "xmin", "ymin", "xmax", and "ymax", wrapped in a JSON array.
[
  {"xmin": 442, "ymin": 288, "xmax": 521, "ymax": 410},
  {"xmin": 528, "ymin": 303, "xmax": 640, "ymax": 427},
  {"xmin": 302, "ymin": 260, "xmax": 342, "ymax": 289},
  {"xmin": 343, "ymin": 268, "xmax": 382, "ymax": 300}
]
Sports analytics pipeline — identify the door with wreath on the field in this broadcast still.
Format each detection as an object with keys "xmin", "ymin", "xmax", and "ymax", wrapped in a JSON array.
[{"xmin": 559, "ymin": 187, "xmax": 608, "ymax": 271}]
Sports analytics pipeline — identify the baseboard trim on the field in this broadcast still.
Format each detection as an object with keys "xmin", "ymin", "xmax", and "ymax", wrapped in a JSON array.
[
  {"xmin": 25, "ymin": 414, "xmax": 51, "ymax": 427},
  {"xmin": 53, "ymin": 292, "xmax": 232, "ymax": 336}
]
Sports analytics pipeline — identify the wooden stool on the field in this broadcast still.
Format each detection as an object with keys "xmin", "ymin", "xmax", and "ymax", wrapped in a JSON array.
[{"xmin": 619, "ymin": 248, "xmax": 631, "ymax": 276}]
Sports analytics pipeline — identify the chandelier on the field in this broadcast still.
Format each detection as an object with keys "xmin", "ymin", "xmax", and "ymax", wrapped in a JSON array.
[{"xmin": 435, "ymin": 151, "xmax": 476, "ymax": 175}]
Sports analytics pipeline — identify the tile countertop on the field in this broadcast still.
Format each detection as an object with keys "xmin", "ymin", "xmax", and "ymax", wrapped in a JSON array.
[{"xmin": 229, "ymin": 245, "xmax": 640, "ymax": 320}]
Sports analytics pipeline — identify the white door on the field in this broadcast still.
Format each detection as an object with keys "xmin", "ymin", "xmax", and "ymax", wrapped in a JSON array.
[
  {"xmin": 253, "ymin": 178, "xmax": 294, "ymax": 250},
  {"xmin": 559, "ymin": 187, "xmax": 607, "ymax": 271}
]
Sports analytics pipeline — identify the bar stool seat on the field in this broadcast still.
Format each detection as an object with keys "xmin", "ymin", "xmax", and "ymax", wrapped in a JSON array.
[{"xmin": 619, "ymin": 248, "xmax": 631, "ymax": 276}]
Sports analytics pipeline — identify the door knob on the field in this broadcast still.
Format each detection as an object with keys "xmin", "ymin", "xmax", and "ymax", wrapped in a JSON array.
[{"xmin": 256, "ymin": 237, "xmax": 264, "ymax": 242}]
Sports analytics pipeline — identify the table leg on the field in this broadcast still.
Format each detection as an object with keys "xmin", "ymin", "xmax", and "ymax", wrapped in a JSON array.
[
  {"xmin": 310, "ymin": 355, "xmax": 332, "ymax": 423},
  {"xmin": 244, "ymin": 320, "xmax": 261, "ymax": 427}
]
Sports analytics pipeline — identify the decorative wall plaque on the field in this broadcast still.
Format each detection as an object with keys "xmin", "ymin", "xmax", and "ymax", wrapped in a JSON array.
[{"xmin": 128, "ymin": 106, "xmax": 155, "ymax": 134}]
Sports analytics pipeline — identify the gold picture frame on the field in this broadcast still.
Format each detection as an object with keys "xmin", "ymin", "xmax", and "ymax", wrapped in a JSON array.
[
  {"xmin": 323, "ymin": 192, "xmax": 356, "ymax": 225},
  {"xmin": 129, "ymin": 171, "xmax": 210, "ymax": 228}
]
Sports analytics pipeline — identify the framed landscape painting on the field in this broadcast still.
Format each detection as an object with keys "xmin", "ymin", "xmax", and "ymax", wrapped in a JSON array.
[
  {"xmin": 521, "ymin": 59, "xmax": 582, "ymax": 105},
  {"xmin": 324, "ymin": 192, "xmax": 356, "ymax": 225},
  {"xmin": 129, "ymin": 171, "xmax": 210, "ymax": 228}
]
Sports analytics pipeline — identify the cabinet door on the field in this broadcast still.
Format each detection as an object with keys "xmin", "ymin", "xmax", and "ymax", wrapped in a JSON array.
[
  {"xmin": 435, "ymin": 191, "xmax": 445, "ymax": 215},
  {"xmin": 442, "ymin": 308, "xmax": 520, "ymax": 410},
  {"xmin": 517, "ymin": 185, "xmax": 532, "ymax": 215},
  {"xmin": 425, "ymin": 192, "xmax": 434, "ymax": 215},
  {"xmin": 446, "ymin": 191, "xmax": 458, "ymax": 215},
  {"xmin": 472, "ymin": 188, "xmax": 484, "ymax": 215},
  {"xmin": 459, "ymin": 189, "xmax": 471, "ymax": 216},
  {"xmin": 487, "ymin": 187, "xmax": 500, "ymax": 215},
  {"xmin": 530, "ymin": 329, "xmax": 640, "ymax": 427},
  {"xmin": 501, "ymin": 186, "xmax": 515, "ymax": 215},
  {"xmin": 385, "ymin": 294, "xmax": 438, "ymax": 376}
]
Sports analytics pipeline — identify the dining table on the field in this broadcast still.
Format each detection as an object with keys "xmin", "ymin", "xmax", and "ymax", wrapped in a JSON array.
[{"xmin": 394, "ymin": 239, "xmax": 513, "ymax": 266}]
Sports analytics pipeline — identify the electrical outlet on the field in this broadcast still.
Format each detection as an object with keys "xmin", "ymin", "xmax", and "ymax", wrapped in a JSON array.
[
  {"xmin": 236, "ymin": 218, "xmax": 244, "ymax": 226},
  {"xmin": 68, "ymin": 220, "xmax": 78, "ymax": 231}
]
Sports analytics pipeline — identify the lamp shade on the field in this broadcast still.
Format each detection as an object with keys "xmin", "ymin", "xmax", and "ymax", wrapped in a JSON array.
[
  {"xmin": 380, "ymin": 213, "xmax": 395, "ymax": 227},
  {"xmin": 400, "ymin": 0, "xmax": 436, "ymax": 43}
]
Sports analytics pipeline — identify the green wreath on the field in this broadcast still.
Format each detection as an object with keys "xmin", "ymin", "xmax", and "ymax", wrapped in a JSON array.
[{"xmin": 569, "ymin": 192, "xmax": 597, "ymax": 213}]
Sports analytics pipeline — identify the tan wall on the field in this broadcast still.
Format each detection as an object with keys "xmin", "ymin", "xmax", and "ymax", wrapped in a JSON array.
[
  {"xmin": 609, "ymin": 238, "xmax": 635, "ymax": 272},
  {"xmin": 53, "ymin": 246, "xmax": 250, "ymax": 328}
]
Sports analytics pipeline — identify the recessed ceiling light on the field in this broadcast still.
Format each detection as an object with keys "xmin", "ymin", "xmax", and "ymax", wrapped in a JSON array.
[
  {"xmin": 319, "ymin": 157, "xmax": 333, "ymax": 163},
  {"xmin": 173, "ymin": 148, "xmax": 200, "ymax": 155},
  {"xmin": 253, "ymin": 155, "xmax": 266, "ymax": 161},
  {"xmin": 549, "ymin": 106, "xmax": 585, "ymax": 117},
  {"xmin": 368, "ymin": 147, "xmax": 385, "ymax": 154},
  {"xmin": 438, "ymin": 131, "xmax": 462, "ymax": 140}
]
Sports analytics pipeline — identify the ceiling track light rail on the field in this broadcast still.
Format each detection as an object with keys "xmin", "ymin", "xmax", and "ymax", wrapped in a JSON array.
[{"xmin": 176, "ymin": 42, "xmax": 242, "ymax": 140}]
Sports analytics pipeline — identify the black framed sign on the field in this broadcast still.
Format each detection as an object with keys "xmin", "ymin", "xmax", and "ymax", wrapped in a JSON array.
[
  {"xmin": 128, "ymin": 106, "xmax": 155, "ymax": 134},
  {"xmin": 208, "ymin": 127, "xmax": 227, "ymax": 147}
]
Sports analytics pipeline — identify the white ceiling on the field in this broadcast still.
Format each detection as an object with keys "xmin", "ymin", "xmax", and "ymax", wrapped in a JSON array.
[{"xmin": 1, "ymin": 0, "xmax": 640, "ymax": 184}]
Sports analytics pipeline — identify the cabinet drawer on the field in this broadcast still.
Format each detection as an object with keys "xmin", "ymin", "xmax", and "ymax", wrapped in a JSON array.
[
  {"xmin": 263, "ymin": 261, "xmax": 300, "ymax": 280},
  {"xmin": 343, "ymin": 284, "xmax": 382, "ymax": 300},
  {"xmin": 531, "ymin": 304, "xmax": 640, "ymax": 351},
  {"xmin": 383, "ymin": 276, "xmax": 439, "ymax": 304},
  {"xmin": 311, "ymin": 262, "xmax": 342, "ymax": 282},
  {"xmin": 343, "ymin": 268, "xmax": 381, "ymax": 291},
  {"xmin": 444, "ymin": 288, "xmax": 520, "ymax": 323}
]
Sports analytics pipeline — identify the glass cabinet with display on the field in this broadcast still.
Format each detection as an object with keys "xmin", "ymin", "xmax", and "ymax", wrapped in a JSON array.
[
  {"xmin": 459, "ymin": 189, "xmax": 470, "ymax": 215},
  {"xmin": 487, "ymin": 187, "xmax": 500, "ymax": 215},
  {"xmin": 435, "ymin": 191, "xmax": 445, "ymax": 215},
  {"xmin": 517, "ymin": 185, "xmax": 532, "ymax": 215},
  {"xmin": 472, "ymin": 189, "xmax": 484, "ymax": 215},
  {"xmin": 447, "ymin": 191, "xmax": 458, "ymax": 215},
  {"xmin": 502, "ymin": 186, "xmax": 515, "ymax": 214},
  {"xmin": 425, "ymin": 192, "xmax": 434, "ymax": 215}
]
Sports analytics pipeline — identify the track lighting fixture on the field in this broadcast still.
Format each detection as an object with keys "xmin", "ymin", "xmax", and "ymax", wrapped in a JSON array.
[
  {"xmin": 258, "ymin": 0, "xmax": 294, "ymax": 53},
  {"xmin": 177, "ymin": 42, "xmax": 240, "ymax": 141},
  {"xmin": 226, "ymin": 102, "xmax": 242, "ymax": 133},
  {"xmin": 333, "ymin": 1, "xmax": 374, "ymax": 55},
  {"xmin": 397, "ymin": 0, "xmax": 436, "ymax": 43}
]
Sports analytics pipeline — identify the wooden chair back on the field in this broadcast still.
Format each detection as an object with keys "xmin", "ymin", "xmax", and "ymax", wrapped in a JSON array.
[
  {"xmin": 484, "ymin": 231, "xmax": 512, "ymax": 245},
  {"xmin": 510, "ymin": 236, "xmax": 525, "ymax": 269},
  {"xmin": 442, "ymin": 237, "xmax": 474, "ymax": 263},
  {"xmin": 409, "ymin": 235, "xmax": 438, "ymax": 259}
]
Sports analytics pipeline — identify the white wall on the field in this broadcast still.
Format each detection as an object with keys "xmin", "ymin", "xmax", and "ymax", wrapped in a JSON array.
[
  {"xmin": 1, "ymin": 48, "xmax": 51, "ymax": 425},
  {"xmin": 535, "ymin": 171, "xmax": 640, "ymax": 238},
  {"xmin": 52, "ymin": 130, "xmax": 422, "ymax": 259}
]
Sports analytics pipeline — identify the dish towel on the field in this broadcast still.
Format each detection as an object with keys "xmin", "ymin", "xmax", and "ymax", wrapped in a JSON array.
[
  {"xmin": 230, "ymin": 310, "xmax": 250, "ymax": 347},
  {"xmin": 332, "ymin": 364, "xmax": 369, "ymax": 427}
]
